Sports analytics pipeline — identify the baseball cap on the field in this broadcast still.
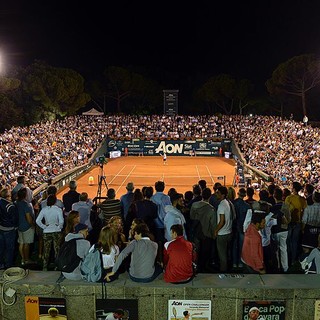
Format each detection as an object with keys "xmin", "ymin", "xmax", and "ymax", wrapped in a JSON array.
[
  {"xmin": 249, "ymin": 307, "xmax": 259, "ymax": 313},
  {"xmin": 74, "ymin": 223, "xmax": 88, "ymax": 233}
]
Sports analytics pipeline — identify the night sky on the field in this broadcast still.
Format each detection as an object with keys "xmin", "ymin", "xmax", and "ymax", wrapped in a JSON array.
[{"xmin": 1, "ymin": 1, "xmax": 320, "ymax": 95}]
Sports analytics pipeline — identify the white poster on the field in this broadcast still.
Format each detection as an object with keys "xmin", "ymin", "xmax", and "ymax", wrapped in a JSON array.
[
  {"xmin": 168, "ymin": 300, "xmax": 211, "ymax": 320},
  {"xmin": 315, "ymin": 300, "xmax": 320, "ymax": 320}
]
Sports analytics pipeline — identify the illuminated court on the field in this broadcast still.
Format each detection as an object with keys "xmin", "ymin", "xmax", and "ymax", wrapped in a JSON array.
[{"xmin": 58, "ymin": 156, "xmax": 236, "ymax": 199}]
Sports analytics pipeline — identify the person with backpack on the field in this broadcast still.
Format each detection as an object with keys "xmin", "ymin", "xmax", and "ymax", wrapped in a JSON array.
[
  {"xmin": 61, "ymin": 223, "xmax": 90, "ymax": 280},
  {"xmin": 81, "ymin": 225, "xmax": 120, "ymax": 283}
]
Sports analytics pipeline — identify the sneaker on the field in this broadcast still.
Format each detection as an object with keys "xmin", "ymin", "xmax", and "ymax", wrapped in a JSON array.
[
  {"xmin": 43, "ymin": 267, "xmax": 48, "ymax": 271},
  {"xmin": 238, "ymin": 263, "xmax": 243, "ymax": 268},
  {"xmin": 21, "ymin": 261, "xmax": 25, "ymax": 266},
  {"xmin": 232, "ymin": 264, "xmax": 237, "ymax": 268}
]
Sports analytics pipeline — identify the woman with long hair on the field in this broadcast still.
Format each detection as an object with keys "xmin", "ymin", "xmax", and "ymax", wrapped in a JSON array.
[{"xmin": 64, "ymin": 210, "xmax": 81, "ymax": 235}]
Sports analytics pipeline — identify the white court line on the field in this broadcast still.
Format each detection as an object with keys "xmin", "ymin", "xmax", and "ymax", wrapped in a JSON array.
[
  {"xmin": 110, "ymin": 174, "xmax": 210, "ymax": 178},
  {"xmin": 196, "ymin": 165, "xmax": 201, "ymax": 181},
  {"xmin": 101, "ymin": 165, "xmax": 128, "ymax": 195},
  {"xmin": 206, "ymin": 165, "xmax": 215, "ymax": 185},
  {"xmin": 115, "ymin": 165, "xmax": 137, "ymax": 194}
]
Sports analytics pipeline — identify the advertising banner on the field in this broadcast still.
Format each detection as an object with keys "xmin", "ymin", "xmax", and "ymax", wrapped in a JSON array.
[
  {"xmin": 106, "ymin": 139, "xmax": 232, "ymax": 157},
  {"xmin": 25, "ymin": 296, "xmax": 67, "ymax": 320},
  {"xmin": 242, "ymin": 300, "xmax": 286, "ymax": 320},
  {"xmin": 96, "ymin": 299, "xmax": 138, "ymax": 320},
  {"xmin": 168, "ymin": 299, "xmax": 211, "ymax": 320}
]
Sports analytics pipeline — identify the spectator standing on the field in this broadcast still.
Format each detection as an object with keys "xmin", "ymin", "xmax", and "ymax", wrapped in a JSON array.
[
  {"xmin": 209, "ymin": 182, "xmax": 222, "ymax": 210},
  {"xmin": 72, "ymin": 192, "xmax": 93, "ymax": 231},
  {"xmin": 232, "ymin": 188, "xmax": 250, "ymax": 269},
  {"xmin": 126, "ymin": 186, "xmax": 157, "ymax": 238},
  {"xmin": 120, "ymin": 182, "xmax": 135, "ymax": 223},
  {"xmin": 36, "ymin": 194, "xmax": 64, "ymax": 271},
  {"xmin": 190, "ymin": 187, "xmax": 217, "ymax": 272},
  {"xmin": 164, "ymin": 193, "xmax": 187, "ymax": 241},
  {"xmin": 214, "ymin": 186, "xmax": 234, "ymax": 272},
  {"xmin": 163, "ymin": 224, "xmax": 195, "ymax": 283},
  {"xmin": 245, "ymin": 187, "xmax": 258, "ymax": 208},
  {"xmin": 0, "ymin": 187, "xmax": 18, "ymax": 269},
  {"xmin": 62, "ymin": 180, "xmax": 80, "ymax": 214},
  {"xmin": 270, "ymin": 188, "xmax": 290, "ymax": 273},
  {"xmin": 304, "ymin": 183, "xmax": 315, "ymax": 206},
  {"xmin": 40, "ymin": 185, "xmax": 64, "ymax": 210},
  {"xmin": 98, "ymin": 188, "xmax": 122, "ymax": 225},
  {"xmin": 151, "ymin": 181, "xmax": 171, "ymax": 246},
  {"xmin": 198, "ymin": 180, "xmax": 207, "ymax": 192},
  {"xmin": 285, "ymin": 181, "xmax": 307, "ymax": 264},
  {"xmin": 11, "ymin": 175, "xmax": 33, "ymax": 203},
  {"xmin": 301, "ymin": 191, "xmax": 320, "ymax": 252},
  {"xmin": 16, "ymin": 187, "xmax": 35, "ymax": 265}
]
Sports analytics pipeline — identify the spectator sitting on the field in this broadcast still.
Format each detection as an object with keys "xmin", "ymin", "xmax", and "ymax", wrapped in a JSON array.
[
  {"xmin": 90, "ymin": 225, "xmax": 119, "ymax": 281},
  {"xmin": 62, "ymin": 223, "xmax": 90, "ymax": 280},
  {"xmin": 163, "ymin": 224, "xmax": 195, "ymax": 283},
  {"xmin": 105, "ymin": 223, "xmax": 161, "ymax": 283},
  {"xmin": 241, "ymin": 211, "xmax": 266, "ymax": 274}
]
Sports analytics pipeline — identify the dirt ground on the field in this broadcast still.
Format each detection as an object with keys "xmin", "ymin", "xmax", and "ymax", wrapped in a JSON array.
[{"xmin": 57, "ymin": 156, "xmax": 237, "ymax": 200}]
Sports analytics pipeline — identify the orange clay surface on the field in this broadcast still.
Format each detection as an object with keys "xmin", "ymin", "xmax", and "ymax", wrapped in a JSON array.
[{"xmin": 57, "ymin": 156, "xmax": 236, "ymax": 200}]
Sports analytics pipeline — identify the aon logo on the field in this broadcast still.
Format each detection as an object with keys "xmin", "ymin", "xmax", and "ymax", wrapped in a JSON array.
[{"xmin": 155, "ymin": 141, "xmax": 183, "ymax": 154}]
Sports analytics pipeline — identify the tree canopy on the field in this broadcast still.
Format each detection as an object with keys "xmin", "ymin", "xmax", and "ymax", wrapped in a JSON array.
[{"xmin": 266, "ymin": 54, "xmax": 320, "ymax": 117}]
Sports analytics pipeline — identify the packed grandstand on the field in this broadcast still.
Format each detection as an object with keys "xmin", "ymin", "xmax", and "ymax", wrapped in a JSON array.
[{"xmin": 0, "ymin": 114, "xmax": 318, "ymax": 190}]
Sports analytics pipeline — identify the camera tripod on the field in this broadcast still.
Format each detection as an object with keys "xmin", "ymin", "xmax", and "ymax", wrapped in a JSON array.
[{"xmin": 96, "ymin": 163, "xmax": 108, "ymax": 198}]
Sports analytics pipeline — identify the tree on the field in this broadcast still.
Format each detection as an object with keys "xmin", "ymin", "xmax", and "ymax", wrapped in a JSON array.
[
  {"xmin": 0, "ymin": 77, "xmax": 21, "ymax": 93},
  {"xmin": 266, "ymin": 54, "xmax": 320, "ymax": 117},
  {"xmin": 197, "ymin": 74, "xmax": 252, "ymax": 114},
  {"xmin": 103, "ymin": 66, "xmax": 134, "ymax": 113},
  {"xmin": 94, "ymin": 66, "xmax": 162, "ymax": 114},
  {"xmin": 19, "ymin": 61, "xmax": 90, "ymax": 120},
  {"xmin": 0, "ymin": 95, "xmax": 23, "ymax": 131}
]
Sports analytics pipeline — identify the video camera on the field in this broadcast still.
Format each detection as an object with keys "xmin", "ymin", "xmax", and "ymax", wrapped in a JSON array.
[{"xmin": 96, "ymin": 155, "xmax": 107, "ymax": 166}]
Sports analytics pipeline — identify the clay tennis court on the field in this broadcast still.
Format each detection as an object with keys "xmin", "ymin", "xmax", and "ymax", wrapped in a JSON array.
[{"xmin": 58, "ymin": 156, "xmax": 236, "ymax": 200}]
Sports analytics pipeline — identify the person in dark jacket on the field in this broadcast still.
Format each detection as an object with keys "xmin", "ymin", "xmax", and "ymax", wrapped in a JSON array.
[
  {"xmin": 0, "ymin": 187, "xmax": 19, "ymax": 269},
  {"xmin": 62, "ymin": 180, "xmax": 80, "ymax": 214}
]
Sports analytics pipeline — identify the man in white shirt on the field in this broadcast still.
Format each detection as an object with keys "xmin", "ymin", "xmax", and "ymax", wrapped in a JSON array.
[{"xmin": 214, "ymin": 186, "xmax": 233, "ymax": 272}]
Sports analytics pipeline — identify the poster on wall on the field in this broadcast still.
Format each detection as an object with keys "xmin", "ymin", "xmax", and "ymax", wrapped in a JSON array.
[
  {"xmin": 168, "ymin": 300, "xmax": 211, "ymax": 320},
  {"xmin": 315, "ymin": 300, "xmax": 320, "ymax": 320},
  {"xmin": 96, "ymin": 299, "xmax": 138, "ymax": 320},
  {"xmin": 242, "ymin": 300, "xmax": 286, "ymax": 320},
  {"xmin": 25, "ymin": 296, "xmax": 67, "ymax": 320}
]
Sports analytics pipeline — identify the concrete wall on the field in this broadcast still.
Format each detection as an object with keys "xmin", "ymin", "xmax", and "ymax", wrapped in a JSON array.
[{"xmin": 1, "ymin": 270, "xmax": 319, "ymax": 319}]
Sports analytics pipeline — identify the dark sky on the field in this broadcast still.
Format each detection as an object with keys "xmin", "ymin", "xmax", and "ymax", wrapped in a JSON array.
[{"xmin": 1, "ymin": 1, "xmax": 320, "ymax": 93}]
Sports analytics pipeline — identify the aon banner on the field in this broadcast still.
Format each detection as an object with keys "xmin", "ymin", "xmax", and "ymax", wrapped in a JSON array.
[{"xmin": 106, "ymin": 139, "xmax": 232, "ymax": 157}]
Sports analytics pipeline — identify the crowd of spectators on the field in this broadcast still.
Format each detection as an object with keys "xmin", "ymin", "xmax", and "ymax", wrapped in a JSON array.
[
  {"xmin": 2, "ymin": 177, "xmax": 320, "ymax": 279},
  {"xmin": 0, "ymin": 114, "xmax": 319, "ymax": 192}
]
